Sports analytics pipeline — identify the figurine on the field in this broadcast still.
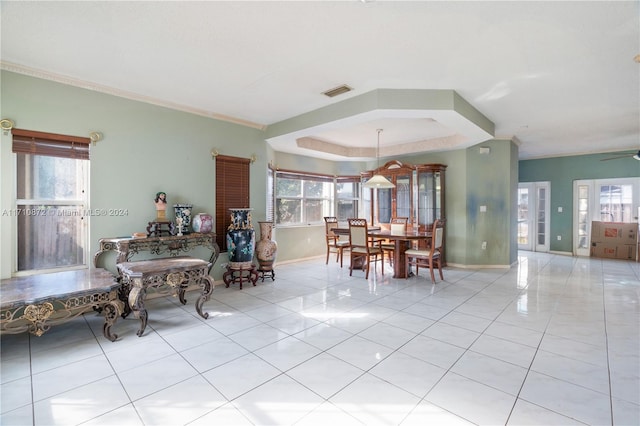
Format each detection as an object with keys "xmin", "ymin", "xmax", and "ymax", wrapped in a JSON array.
[
  {"xmin": 176, "ymin": 217, "xmax": 184, "ymax": 236},
  {"xmin": 154, "ymin": 191, "xmax": 168, "ymax": 221}
]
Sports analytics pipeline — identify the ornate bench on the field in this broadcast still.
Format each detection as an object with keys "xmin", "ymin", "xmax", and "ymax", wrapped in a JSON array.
[
  {"xmin": 117, "ymin": 256, "xmax": 214, "ymax": 337},
  {"xmin": 0, "ymin": 268, "xmax": 122, "ymax": 341}
]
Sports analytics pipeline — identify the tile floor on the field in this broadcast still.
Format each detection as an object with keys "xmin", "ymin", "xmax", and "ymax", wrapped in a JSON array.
[{"xmin": 1, "ymin": 251, "xmax": 639, "ymax": 426}]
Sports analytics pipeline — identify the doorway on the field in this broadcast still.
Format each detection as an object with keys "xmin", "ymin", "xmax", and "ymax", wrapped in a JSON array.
[
  {"xmin": 573, "ymin": 177, "xmax": 640, "ymax": 256},
  {"xmin": 518, "ymin": 182, "xmax": 550, "ymax": 252}
]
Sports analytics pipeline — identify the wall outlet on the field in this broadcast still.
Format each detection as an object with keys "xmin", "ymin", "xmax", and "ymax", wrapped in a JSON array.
[
  {"xmin": 557, "ymin": 235, "xmax": 561, "ymax": 241},
  {"xmin": 220, "ymin": 262, "xmax": 228, "ymax": 269},
  {"xmin": 481, "ymin": 241, "xmax": 487, "ymax": 250}
]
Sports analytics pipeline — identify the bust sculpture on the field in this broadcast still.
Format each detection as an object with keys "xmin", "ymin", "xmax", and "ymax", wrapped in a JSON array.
[{"xmin": 154, "ymin": 191, "xmax": 167, "ymax": 221}]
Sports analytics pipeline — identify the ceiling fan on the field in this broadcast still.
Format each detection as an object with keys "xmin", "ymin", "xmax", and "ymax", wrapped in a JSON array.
[{"xmin": 600, "ymin": 150, "xmax": 640, "ymax": 161}]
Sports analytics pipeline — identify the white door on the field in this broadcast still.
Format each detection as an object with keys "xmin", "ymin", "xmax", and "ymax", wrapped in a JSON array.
[
  {"xmin": 573, "ymin": 177, "xmax": 640, "ymax": 256},
  {"xmin": 518, "ymin": 182, "xmax": 550, "ymax": 252}
]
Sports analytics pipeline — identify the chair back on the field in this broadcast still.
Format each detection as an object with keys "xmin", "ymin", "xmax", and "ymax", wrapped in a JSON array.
[
  {"xmin": 348, "ymin": 218, "xmax": 368, "ymax": 248},
  {"xmin": 324, "ymin": 217, "xmax": 339, "ymax": 238},
  {"xmin": 432, "ymin": 219, "xmax": 443, "ymax": 250},
  {"xmin": 391, "ymin": 217, "xmax": 409, "ymax": 225},
  {"xmin": 390, "ymin": 223, "xmax": 406, "ymax": 235}
]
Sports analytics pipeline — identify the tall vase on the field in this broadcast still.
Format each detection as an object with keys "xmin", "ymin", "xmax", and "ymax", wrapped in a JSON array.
[
  {"xmin": 226, "ymin": 208, "xmax": 255, "ymax": 269},
  {"xmin": 256, "ymin": 221, "xmax": 277, "ymax": 279},
  {"xmin": 173, "ymin": 204, "xmax": 193, "ymax": 234}
]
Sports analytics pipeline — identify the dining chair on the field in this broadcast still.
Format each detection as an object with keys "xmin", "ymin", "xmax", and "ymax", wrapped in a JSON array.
[
  {"xmin": 348, "ymin": 218, "xmax": 384, "ymax": 279},
  {"xmin": 404, "ymin": 219, "xmax": 444, "ymax": 283},
  {"xmin": 324, "ymin": 216, "xmax": 350, "ymax": 267},
  {"xmin": 380, "ymin": 217, "xmax": 408, "ymax": 267}
]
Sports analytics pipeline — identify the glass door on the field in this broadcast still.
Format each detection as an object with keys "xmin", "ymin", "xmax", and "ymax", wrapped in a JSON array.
[
  {"xmin": 574, "ymin": 177, "xmax": 640, "ymax": 256},
  {"xmin": 518, "ymin": 182, "xmax": 550, "ymax": 252}
]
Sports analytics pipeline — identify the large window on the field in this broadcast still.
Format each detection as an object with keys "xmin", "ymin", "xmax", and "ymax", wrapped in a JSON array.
[
  {"xmin": 12, "ymin": 128, "xmax": 90, "ymax": 272},
  {"xmin": 275, "ymin": 172, "xmax": 361, "ymax": 225},
  {"xmin": 276, "ymin": 172, "xmax": 332, "ymax": 225}
]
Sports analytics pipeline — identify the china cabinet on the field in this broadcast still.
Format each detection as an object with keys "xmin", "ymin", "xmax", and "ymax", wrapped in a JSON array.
[{"xmin": 362, "ymin": 161, "xmax": 446, "ymax": 258}]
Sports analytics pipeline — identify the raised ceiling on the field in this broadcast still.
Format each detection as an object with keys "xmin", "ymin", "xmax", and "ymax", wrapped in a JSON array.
[{"xmin": 1, "ymin": 1, "xmax": 638, "ymax": 161}]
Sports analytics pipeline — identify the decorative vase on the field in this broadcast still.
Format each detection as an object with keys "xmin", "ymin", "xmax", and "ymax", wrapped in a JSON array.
[
  {"xmin": 192, "ymin": 213, "xmax": 213, "ymax": 233},
  {"xmin": 226, "ymin": 208, "xmax": 255, "ymax": 269},
  {"xmin": 256, "ymin": 221, "xmax": 277, "ymax": 275},
  {"xmin": 173, "ymin": 204, "xmax": 193, "ymax": 233}
]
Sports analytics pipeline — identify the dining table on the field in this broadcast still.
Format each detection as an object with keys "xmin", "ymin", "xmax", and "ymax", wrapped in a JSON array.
[{"xmin": 334, "ymin": 227, "xmax": 432, "ymax": 278}]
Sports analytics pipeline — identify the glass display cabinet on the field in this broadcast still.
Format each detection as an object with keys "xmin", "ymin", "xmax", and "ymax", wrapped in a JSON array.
[{"xmin": 362, "ymin": 160, "xmax": 447, "ymax": 232}]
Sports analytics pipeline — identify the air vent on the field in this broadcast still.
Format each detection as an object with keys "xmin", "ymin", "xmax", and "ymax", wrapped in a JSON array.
[{"xmin": 322, "ymin": 84, "xmax": 353, "ymax": 98}]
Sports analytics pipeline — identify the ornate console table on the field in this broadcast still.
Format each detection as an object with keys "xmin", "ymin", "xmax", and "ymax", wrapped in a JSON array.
[
  {"xmin": 117, "ymin": 257, "xmax": 214, "ymax": 337},
  {"xmin": 94, "ymin": 233, "xmax": 220, "ymax": 272},
  {"xmin": 0, "ymin": 268, "xmax": 122, "ymax": 341}
]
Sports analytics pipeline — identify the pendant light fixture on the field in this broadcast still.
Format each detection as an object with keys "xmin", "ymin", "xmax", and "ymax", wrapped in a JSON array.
[{"xmin": 364, "ymin": 128, "xmax": 395, "ymax": 189}]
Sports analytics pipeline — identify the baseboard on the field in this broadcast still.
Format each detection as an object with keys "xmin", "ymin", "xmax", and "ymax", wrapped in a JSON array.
[
  {"xmin": 549, "ymin": 250, "xmax": 574, "ymax": 256},
  {"xmin": 446, "ymin": 262, "xmax": 511, "ymax": 269}
]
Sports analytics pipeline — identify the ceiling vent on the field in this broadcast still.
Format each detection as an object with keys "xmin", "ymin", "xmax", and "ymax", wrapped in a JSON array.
[{"xmin": 322, "ymin": 84, "xmax": 353, "ymax": 98}]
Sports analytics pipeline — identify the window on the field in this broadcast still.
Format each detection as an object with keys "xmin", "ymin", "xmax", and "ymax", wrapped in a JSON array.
[
  {"xmin": 600, "ymin": 184, "xmax": 634, "ymax": 222},
  {"xmin": 12, "ymin": 128, "xmax": 91, "ymax": 272},
  {"xmin": 335, "ymin": 177, "xmax": 360, "ymax": 221},
  {"xmin": 572, "ymin": 177, "xmax": 639, "ymax": 256},
  {"xmin": 215, "ymin": 155, "xmax": 250, "ymax": 250},
  {"xmin": 275, "ymin": 171, "xmax": 333, "ymax": 225}
]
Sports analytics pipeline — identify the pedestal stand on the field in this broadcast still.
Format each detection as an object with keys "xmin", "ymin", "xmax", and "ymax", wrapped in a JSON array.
[
  {"xmin": 223, "ymin": 264, "xmax": 258, "ymax": 290},
  {"xmin": 257, "ymin": 266, "xmax": 275, "ymax": 282},
  {"xmin": 146, "ymin": 221, "xmax": 173, "ymax": 237}
]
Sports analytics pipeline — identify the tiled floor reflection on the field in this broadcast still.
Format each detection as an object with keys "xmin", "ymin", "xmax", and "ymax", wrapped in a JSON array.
[{"xmin": 1, "ymin": 252, "xmax": 638, "ymax": 425}]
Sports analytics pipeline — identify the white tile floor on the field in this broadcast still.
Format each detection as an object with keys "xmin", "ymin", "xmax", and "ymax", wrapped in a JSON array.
[{"xmin": 1, "ymin": 251, "xmax": 639, "ymax": 425}]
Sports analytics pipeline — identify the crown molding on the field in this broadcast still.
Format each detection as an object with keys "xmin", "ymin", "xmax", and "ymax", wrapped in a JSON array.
[{"xmin": 0, "ymin": 61, "xmax": 266, "ymax": 131}]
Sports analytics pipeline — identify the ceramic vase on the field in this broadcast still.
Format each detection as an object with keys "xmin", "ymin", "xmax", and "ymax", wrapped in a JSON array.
[
  {"xmin": 173, "ymin": 204, "xmax": 193, "ymax": 233},
  {"xmin": 192, "ymin": 213, "xmax": 213, "ymax": 233},
  {"xmin": 226, "ymin": 208, "xmax": 255, "ymax": 269},
  {"xmin": 256, "ymin": 221, "xmax": 277, "ymax": 272}
]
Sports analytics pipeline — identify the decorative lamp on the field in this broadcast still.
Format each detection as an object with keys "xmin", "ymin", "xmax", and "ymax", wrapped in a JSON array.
[{"xmin": 364, "ymin": 129, "xmax": 395, "ymax": 189}]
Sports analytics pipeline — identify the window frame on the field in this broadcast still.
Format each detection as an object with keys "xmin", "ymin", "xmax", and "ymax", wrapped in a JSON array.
[
  {"xmin": 275, "ymin": 170, "xmax": 361, "ymax": 227},
  {"xmin": 11, "ymin": 128, "xmax": 92, "ymax": 275}
]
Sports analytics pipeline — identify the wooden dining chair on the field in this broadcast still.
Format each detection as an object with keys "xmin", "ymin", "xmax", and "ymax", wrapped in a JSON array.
[
  {"xmin": 324, "ymin": 217, "xmax": 350, "ymax": 267},
  {"xmin": 380, "ymin": 217, "xmax": 408, "ymax": 266},
  {"xmin": 404, "ymin": 219, "xmax": 444, "ymax": 283},
  {"xmin": 348, "ymin": 218, "xmax": 384, "ymax": 279}
]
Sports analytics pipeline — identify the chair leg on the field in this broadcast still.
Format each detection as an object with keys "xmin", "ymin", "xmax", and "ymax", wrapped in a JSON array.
[
  {"xmin": 429, "ymin": 261, "xmax": 436, "ymax": 283},
  {"xmin": 365, "ymin": 256, "xmax": 371, "ymax": 279},
  {"xmin": 326, "ymin": 248, "xmax": 330, "ymax": 264},
  {"xmin": 349, "ymin": 254, "xmax": 354, "ymax": 276},
  {"xmin": 437, "ymin": 259, "xmax": 444, "ymax": 280}
]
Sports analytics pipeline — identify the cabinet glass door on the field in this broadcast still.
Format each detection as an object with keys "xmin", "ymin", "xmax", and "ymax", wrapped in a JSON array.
[
  {"xmin": 396, "ymin": 174, "xmax": 411, "ymax": 219},
  {"xmin": 378, "ymin": 187, "xmax": 392, "ymax": 223},
  {"xmin": 417, "ymin": 171, "xmax": 441, "ymax": 227}
]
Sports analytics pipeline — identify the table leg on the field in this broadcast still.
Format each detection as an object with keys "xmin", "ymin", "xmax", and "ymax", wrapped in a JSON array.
[
  {"xmin": 128, "ymin": 284, "xmax": 148, "ymax": 337},
  {"xmin": 102, "ymin": 300, "xmax": 121, "ymax": 342},
  {"xmin": 117, "ymin": 278, "xmax": 132, "ymax": 319},
  {"xmin": 393, "ymin": 240, "xmax": 411, "ymax": 278},
  {"xmin": 195, "ymin": 275, "xmax": 214, "ymax": 319}
]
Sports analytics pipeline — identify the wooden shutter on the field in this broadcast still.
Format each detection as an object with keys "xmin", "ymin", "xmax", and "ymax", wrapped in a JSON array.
[
  {"xmin": 12, "ymin": 128, "xmax": 91, "ymax": 160},
  {"xmin": 215, "ymin": 155, "xmax": 250, "ymax": 250}
]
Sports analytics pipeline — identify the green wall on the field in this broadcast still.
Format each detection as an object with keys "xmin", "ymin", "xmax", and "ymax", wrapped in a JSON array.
[
  {"xmin": 0, "ymin": 71, "xmax": 268, "ymax": 279},
  {"xmin": 519, "ymin": 152, "xmax": 640, "ymax": 253},
  {"xmin": 1, "ymin": 71, "xmax": 521, "ymax": 280}
]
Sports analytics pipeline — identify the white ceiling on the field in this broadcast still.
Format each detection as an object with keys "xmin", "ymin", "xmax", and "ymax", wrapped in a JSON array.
[{"xmin": 1, "ymin": 1, "xmax": 639, "ymax": 161}]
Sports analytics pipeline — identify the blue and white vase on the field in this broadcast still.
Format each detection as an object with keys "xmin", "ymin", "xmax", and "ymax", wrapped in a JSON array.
[
  {"xmin": 226, "ymin": 208, "xmax": 255, "ymax": 269},
  {"xmin": 173, "ymin": 204, "xmax": 193, "ymax": 233}
]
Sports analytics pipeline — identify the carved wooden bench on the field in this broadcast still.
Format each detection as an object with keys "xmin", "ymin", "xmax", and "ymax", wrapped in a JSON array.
[
  {"xmin": 117, "ymin": 256, "xmax": 214, "ymax": 337},
  {"xmin": 0, "ymin": 268, "xmax": 123, "ymax": 341}
]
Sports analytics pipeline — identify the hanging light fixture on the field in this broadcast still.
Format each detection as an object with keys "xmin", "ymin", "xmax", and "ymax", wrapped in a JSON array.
[{"xmin": 364, "ymin": 129, "xmax": 395, "ymax": 189}]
